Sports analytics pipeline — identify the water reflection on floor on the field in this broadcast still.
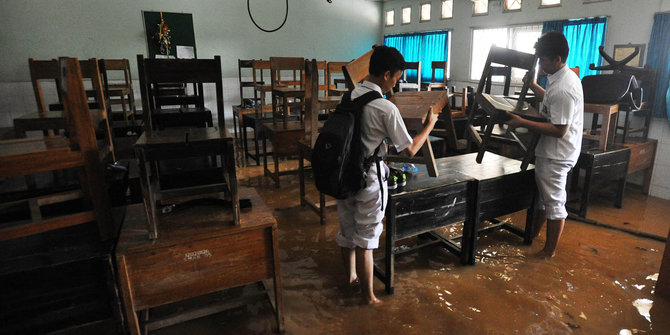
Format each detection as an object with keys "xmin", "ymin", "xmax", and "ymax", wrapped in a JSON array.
[{"xmin": 153, "ymin": 160, "xmax": 670, "ymax": 335}]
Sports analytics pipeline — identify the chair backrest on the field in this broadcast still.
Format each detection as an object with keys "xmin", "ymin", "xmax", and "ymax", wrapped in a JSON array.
[
  {"xmin": 570, "ymin": 66, "xmax": 580, "ymax": 77},
  {"xmin": 269, "ymin": 57, "xmax": 305, "ymax": 90},
  {"xmin": 475, "ymin": 45, "xmax": 537, "ymax": 100},
  {"xmin": 430, "ymin": 61, "xmax": 447, "ymax": 85},
  {"xmin": 79, "ymin": 58, "xmax": 115, "ymax": 161},
  {"xmin": 316, "ymin": 60, "xmax": 328, "ymax": 95},
  {"xmin": 402, "ymin": 61, "xmax": 422, "ymax": 87},
  {"xmin": 59, "ymin": 57, "xmax": 102, "ymax": 158},
  {"xmin": 484, "ymin": 66, "xmax": 512, "ymax": 95},
  {"xmin": 252, "ymin": 59, "xmax": 271, "ymax": 107},
  {"xmin": 304, "ymin": 59, "xmax": 320, "ymax": 146},
  {"xmin": 136, "ymin": 54, "xmax": 224, "ymax": 130},
  {"xmin": 327, "ymin": 61, "xmax": 348, "ymax": 91},
  {"xmin": 344, "ymin": 48, "xmax": 374, "ymax": 91},
  {"xmin": 29, "ymin": 58, "xmax": 62, "ymax": 116},
  {"xmin": 100, "ymin": 59, "xmax": 132, "ymax": 88}
]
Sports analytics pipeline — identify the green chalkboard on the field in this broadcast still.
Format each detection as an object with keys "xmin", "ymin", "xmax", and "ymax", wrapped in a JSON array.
[{"xmin": 143, "ymin": 11, "xmax": 196, "ymax": 58}]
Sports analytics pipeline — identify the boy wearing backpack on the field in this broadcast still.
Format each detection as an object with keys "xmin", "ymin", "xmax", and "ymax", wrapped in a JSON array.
[{"xmin": 337, "ymin": 46, "xmax": 438, "ymax": 304}]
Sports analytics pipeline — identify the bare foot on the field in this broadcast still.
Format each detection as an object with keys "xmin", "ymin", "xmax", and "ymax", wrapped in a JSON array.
[
  {"xmin": 533, "ymin": 249, "xmax": 555, "ymax": 259},
  {"xmin": 362, "ymin": 295, "xmax": 383, "ymax": 305}
]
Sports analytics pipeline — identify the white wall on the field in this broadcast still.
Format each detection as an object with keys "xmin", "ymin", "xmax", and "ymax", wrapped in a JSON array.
[
  {"xmin": 382, "ymin": 0, "xmax": 670, "ymax": 199},
  {"xmin": 0, "ymin": 0, "xmax": 382, "ymax": 127}
]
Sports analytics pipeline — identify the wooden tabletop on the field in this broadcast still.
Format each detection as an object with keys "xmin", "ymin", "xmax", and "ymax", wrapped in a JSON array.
[
  {"xmin": 117, "ymin": 187, "xmax": 275, "ymax": 253},
  {"xmin": 135, "ymin": 126, "xmax": 230, "ymax": 147},
  {"xmin": 390, "ymin": 91, "xmax": 450, "ymax": 129}
]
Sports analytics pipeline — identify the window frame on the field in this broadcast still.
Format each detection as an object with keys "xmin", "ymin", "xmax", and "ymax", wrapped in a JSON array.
[
  {"xmin": 402, "ymin": 6, "xmax": 412, "ymax": 25},
  {"xmin": 469, "ymin": 23, "xmax": 543, "ymax": 83},
  {"xmin": 539, "ymin": 0, "xmax": 561, "ymax": 8},
  {"xmin": 503, "ymin": 0, "xmax": 522, "ymax": 12},
  {"xmin": 473, "ymin": 0, "xmax": 489, "ymax": 16},
  {"xmin": 420, "ymin": 2, "xmax": 431, "ymax": 22},
  {"xmin": 441, "ymin": 0, "xmax": 453, "ymax": 20},
  {"xmin": 385, "ymin": 9, "xmax": 395, "ymax": 26}
]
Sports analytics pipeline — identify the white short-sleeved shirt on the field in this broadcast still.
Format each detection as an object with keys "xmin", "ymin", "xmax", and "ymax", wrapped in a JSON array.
[
  {"xmin": 351, "ymin": 81, "xmax": 413, "ymax": 158},
  {"xmin": 535, "ymin": 65, "xmax": 584, "ymax": 164}
]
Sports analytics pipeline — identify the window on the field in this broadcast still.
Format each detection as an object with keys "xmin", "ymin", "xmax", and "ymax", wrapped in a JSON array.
[
  {"xmin": 473, "ymin": 0, "xmax": 488, "ymax": 15},
  {"xmin": 420, "ymin": 3, "xmax": 431, "ymax": 22},
  {"xmin": 543, "ymin": 17, "xmax": 608, "ymax": 78},
  {"xmin": 402, "ymin": 6, "xmax": 411, "ymax": 24},
  {"xmin": 386, "ymin": 10, "xmax": 394, "ymax": 26},
  {"xmin": 441, "ymin": 0, "xmax": 453, "ymax": 19},
  {"xmin": 470, "ymin": 24, "xmax": 542, "ymax": 81},
  {"xmin": 505, "ymin": 0, "xmax": 522, "ymax": 11},
  {"xmin": 384, "ymin": 30, "xmax": 451, "ymax": 83},
  {"xmin": 540, "ymin": 0, "xmax": 561, "ymax": 7}
]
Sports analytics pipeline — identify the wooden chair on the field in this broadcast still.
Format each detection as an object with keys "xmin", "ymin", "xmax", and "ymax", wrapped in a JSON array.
[
  {"xmin": 327, "ymin": 61, "xmax": 349, "ymax": 96},
  {"xmin": 241, "ymin": 59, "xmax": 274, "ymax": 165},
  {"xmin": 15, "ymin": 58, "xmax": 116, "ymax": 162},
  {"xmin": 270, "ymin": 57, "xmax": 305, "ymax": 128},
  {"xmin": 484, "ymin": 66, "xmax": 512, "ymax": 96},
  {"xmin": 233, "ymin": 59, "xmax": 257, "ymax": 142},
  {"xmin": 261, "ymin": 57, "xmax": 306, "ymax": 187},
  {"xmin": 343, "ymin": 48, "xmax": 374, "ymax": 90},
  {"xmin": 136, "ymin": 55, "xmax": 216, "ymax": 132},
  {"xmin": 133, "ymin": 55, "xmax": 239, "ymax": 239},
  {"xmin": 398, "ymin": 61, "xmax": 421, "ymax": 92},
  {"xmin": 0, "ymin": 57, "xmax": 114, "ymax": 241},
  {"xmin": 466, "ymin": 46, "xmax": 542, "ymax": 170},
  {"xmin": 298, "ymin": 59, "xmax": 342, "ymax": 223},
  {"xmin": 100, "ymin": 59, "xmax": 136, "ymax": 125},
  {"xmin": 427, "ymin": 61, "xmax": 448, "ymax": 91}
]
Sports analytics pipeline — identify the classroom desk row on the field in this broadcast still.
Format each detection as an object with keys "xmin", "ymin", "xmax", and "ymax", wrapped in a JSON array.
[{"xmin": 374, "ymin": 152, "xmax": 536, "ymax": 294}]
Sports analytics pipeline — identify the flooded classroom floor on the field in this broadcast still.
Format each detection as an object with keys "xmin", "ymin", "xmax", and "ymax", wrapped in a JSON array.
[{"xmin": 150, "ymin": 159, "xmax": 670, "ymax": 335}]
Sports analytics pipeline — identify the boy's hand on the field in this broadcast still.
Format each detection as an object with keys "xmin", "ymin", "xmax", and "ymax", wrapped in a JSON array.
[
  {"xmin": 504, "ymin": 111, "xmax": 524, "ymax": 128},
  {"xmin": 425, "ymin": 107, "xmax": 439, "ymax": 127}
]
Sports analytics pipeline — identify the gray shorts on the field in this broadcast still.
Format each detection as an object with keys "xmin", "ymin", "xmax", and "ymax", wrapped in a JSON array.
[
  {"xmin": 335, "ymin": 162, "xmax": 389, "ymax": 249},
  {"xmin": 534, "ymin": 156, "xmax": 574, "ymax": 220}
]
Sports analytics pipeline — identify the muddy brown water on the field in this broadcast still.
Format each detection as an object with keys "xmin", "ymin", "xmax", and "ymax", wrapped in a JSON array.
[{"xmin": 150, "ymin": 161, "xmax": 670, "ymax": 335}]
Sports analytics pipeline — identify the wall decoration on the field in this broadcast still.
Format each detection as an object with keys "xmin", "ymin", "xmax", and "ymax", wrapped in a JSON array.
[
  {"xmin": 143, "ymin": 11, "xmax": 196, "ymax": 59},
  {"xmin": 613, "ymin": 44, "xmax": 646, "ymax": 67}
]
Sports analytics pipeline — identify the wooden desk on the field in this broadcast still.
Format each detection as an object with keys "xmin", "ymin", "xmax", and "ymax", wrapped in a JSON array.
[
  {"xmin": 134, "ymin": 127, "xmax": 238, "ymax": 239},
  {"xmin": 388, "ymin": 90, "xmax": 451, "ymax": 177},
  {"xmin": 116, "ymin": 187, "xmax": 283, "ymax": 334},
  {"xmin": 569, "ymin": 141, "xmax": 630, "ymax": 218},
  {"xmin": 584, "ymin": 103, "xmax": 619, "ymax": 151},
  {"xmin": 622, "ymin": 138, "xmax": 657, "ymax": 195},
  {"xmin": 375, "ymin": 152, "xmax": 536, "ymax": 293}
]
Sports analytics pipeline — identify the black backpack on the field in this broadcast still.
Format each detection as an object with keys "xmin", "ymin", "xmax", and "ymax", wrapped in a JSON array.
[{"xmin": 312, "ymin": 90, "xmax": 383, "ymax": 200}]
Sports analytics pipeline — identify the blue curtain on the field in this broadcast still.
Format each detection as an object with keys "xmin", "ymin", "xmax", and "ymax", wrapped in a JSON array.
[
  {"xmin": 542, "ymin": 17, "xmax": 607, "ymax": 79},
  {"xmin": 384, "ymin": 30, "xmax": 449, "ymax": 83},
  {"xmin": 646, "ymin": 12, "xmax": 670, "ymax": 119}
]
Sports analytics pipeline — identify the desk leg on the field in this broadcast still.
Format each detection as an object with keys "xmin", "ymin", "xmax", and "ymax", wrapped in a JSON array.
[
  {"xmin": 578, "ymin": 161, "xmax": 594, "ymax": 218},
  {"xmin": 136, "ymin": 147, "xmax": 158, "ymax": 239},
  {"xmin": 299, "ymin": 148, "xmax": 306, "ymax": 207},
  {"xmin": 461, "ymin": 183, "xmax": 479, "ymax": 265},
  {"xmin": 385, "ymin": 209, "xmax": 396, "ymax": 294},
  {"xmin": 270, "ymin": 225, "xmax": 285, "ymax": 332},
  {"xmin": 523, "ymin": 190, "xmax": 537, "ymax": 245},
  {"xmin": 421, "ymin": 139, "xmax": 438, "ymax": 177},
  {"xmin": 599, "ymin": 113, "xmax": 611, "ymax": 151},
  {"xmin": 117, "ymin": 256, "xmax": 141, "ymax": 335}
]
